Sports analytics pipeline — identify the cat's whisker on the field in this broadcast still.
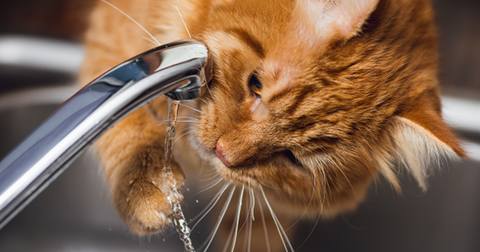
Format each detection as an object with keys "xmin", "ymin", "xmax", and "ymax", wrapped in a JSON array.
[
  {"xmin": 100, "ymin": 0, "xmax": 161, "ymax": 46},
  {"xmin": 249, "ymin": 181, "xmax": 255, "ymax": 221},
  {"xmin": 205, "ymin": 84, "xmax": 217, "ymax": 103},
  {"xmin": 177, "ymin": 115, "xmax": 200, "ymax": 120},
  {"xmin": 191, "ymin": 181, "xmax": 230, "ymax": 230},
  {"xmin": 257, "ymin": 197, "xmax": 271, "ymax": 252},
  {"xmin": 170, "ymin": 125, "xmax": 191, "ymax": 135},
  {"xmin": 236, "ymin": 187, "xmax": 253, "ymax": 234},
  {"xmin": 193, "ymin": 177, "xmax": 224, "ymax": 196},
  {"xmin": 247, "ymin": 184, "xmax": 255, "ymax": 252},
  {"xmin": 201, "ymin": 186, "xmax": 236, "ymax": 252},
  {"xmin": 175, "ymin": 120, "xmax": 199, "ymax": 124},
  {"xmin": 178, "ymin": 102, "xmax": 203, "ymax": 114},
  {"xmin": 294, "ymin": 171, "xmax": 326, "ymax": 251},
  {"xmin": 159, "ymin": 120, "xmax": 195, "ymax": 124},
  {"xmin": 328, "ymin": 156, "xmax": 355, "ymax": 192},
  {"xmin": 222, "ymin": 216, "xmax": 236, "ymax": 252},
  {"xmin": 315, "ymin": 161, "xmax": 331, "ymax": 197},
  {"xmin": 229, "ymin": 184, "xmax": 245, "ymax": 252},
  {"xmin": 247, "ymin": 207, "xmax": 253, "ymax": 252},
  {"xmin": 241, "ymin": 191, "xmax": 251, "ymax": 252},
  {"xmin": 259, "ymin": 185, "xmax": 294, "ymax": 252},
  {"xmin": 307, "ymin": 156, "xmax": 333, "ymax": 196},
  {"xmin": 320, "ymin": 167, "xmax": 327, "ymax": 215},
  {"xmin": 179, "ymin": 126, "xmax": 198, "ymax": 144},
  {"xmin": 172, "ymin": 129, "xmax": 196, "ymax": 145},
  {"xmin": 174, "ymin": 5, "xmax": 192, "ymax": 38},
  {"xmin": 279, "ymin": 3, "xmax": 292, "ymax": 13},
  {"xmin": 286, "ymin": 170, "xmax": 317, "ymax": 231},
  {"xmin": 315, "ymin": 166, "xmax": 330, "ymax": 217},
  {"xmin": 258, "ymin": 181, "xmax": 279, "ymax": 190},
  {"xmin": 198, "ymin": 167, "xmax": 221, "ymax": 182},
  {"xmin": 233, "ymin": 185, "xmax": 255, "ymax": 236},
  {"xmin": 198, "ymin": 97, "xmax": 210, "ymax": 107},
  {"xmin": 197, "ymin": 158, "xmax": 212, "ymax": 180},
  {"xmin": 185, "ymin": 135, "xmax": 202, "ymax": 154},
  {"xmin": 142, "ymin": 36, "xmax": 161, "ymax": 46},
  {"xmin": 175, "ymin": 115, "xmax": 199, "ymax": 120},
  {"xmin": 295, "ymin": 210, "xmax": 322, "ymax": 252}
]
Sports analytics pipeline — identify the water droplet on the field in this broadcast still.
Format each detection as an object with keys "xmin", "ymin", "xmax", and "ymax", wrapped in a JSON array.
[
  {"xmin": 163, "ymin": 239, "xmax": 166, "ymax": 242},
  {"xmin": 195, "ymin": 200, "xmax": 199, "ymax": 203},
  {"xmin": 109, "ymin": 228, "xmax": 112, "ymax": 231},
  {"xmin": 186, "ymin": 188, "xmax": 190, "ymax": 192},
  {"xmin": 140, "ymin": 188, "xmax": 143, "ymax": 191}
]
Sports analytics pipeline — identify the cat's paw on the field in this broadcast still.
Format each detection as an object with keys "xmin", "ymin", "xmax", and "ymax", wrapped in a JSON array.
[{"xmin": 110, "ymin": 149, "xmax": 185, "ymax": 235}]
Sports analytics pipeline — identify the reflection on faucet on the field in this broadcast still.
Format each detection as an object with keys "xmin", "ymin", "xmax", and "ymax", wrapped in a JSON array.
[{"xmin": 0, "ymin": 39, "xmax": 212, "ymax": 229}]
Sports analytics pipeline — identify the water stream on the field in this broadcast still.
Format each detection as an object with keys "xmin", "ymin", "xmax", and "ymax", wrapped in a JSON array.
[{"xmin": 163, "ymin": 97, "xmax": 196, "ymax": 252}]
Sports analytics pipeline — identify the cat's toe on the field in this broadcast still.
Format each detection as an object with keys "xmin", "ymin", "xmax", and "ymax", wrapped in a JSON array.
[
  {"xmin": 102, "ymin": 145, "xmax": 185, "ymax": 235},
  {"xmin": 114, "ymin": 178, "xmax": 184, "ymax": 235}
]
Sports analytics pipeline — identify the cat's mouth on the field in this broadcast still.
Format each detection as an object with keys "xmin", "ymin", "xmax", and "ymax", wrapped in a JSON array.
[
  {"xmin": 213, "ymin": 137, "xmax": 303, "ymax": 168},
  {"xmin": 214, "ymin": 143, "xmax": 303, "ymax": 169},
  {"xmin": 190, "ymin": 130, "xmax": 313, "ymax": 200},
  {"xmin": 208, "ymin": 145, "xmax": 310, "ymax": 186},
  {"xmin": 283, "ymin": 150, "xmax": 303, "ymax": 167},
  {"xmin": 191, "ymin": 136, "xmax": 354, "ymax": 212}
]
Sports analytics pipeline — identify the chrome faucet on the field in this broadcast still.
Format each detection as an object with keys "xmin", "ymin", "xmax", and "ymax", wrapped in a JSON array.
[{"xmin": 0, "ymin": 39, "xmax": 212, "ymax": 229}]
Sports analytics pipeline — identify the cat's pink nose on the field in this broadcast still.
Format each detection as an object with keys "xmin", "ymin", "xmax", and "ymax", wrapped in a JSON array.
[{"xmin": 215, "ymin": 141, "xmax": 231, "ymax": 167}]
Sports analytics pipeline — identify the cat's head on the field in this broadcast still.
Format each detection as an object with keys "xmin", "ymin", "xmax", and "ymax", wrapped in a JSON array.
[{"xmin": 191, "ymin": 0, "xmax": 465, "ymax": 216}]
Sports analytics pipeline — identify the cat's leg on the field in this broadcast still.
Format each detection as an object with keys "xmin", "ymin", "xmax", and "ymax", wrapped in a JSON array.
[
  {"xmin": 94, "ymin": 98, "xmax": 184, "ymax": 235},
  {"xmin": 79, "ymin": 2, "xmax": 186, "ymax": 234}
]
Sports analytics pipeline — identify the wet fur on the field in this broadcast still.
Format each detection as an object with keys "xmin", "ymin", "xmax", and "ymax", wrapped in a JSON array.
[{"xmin": 81, "ymin": 0, "xmax": 465, "ymax": 250}]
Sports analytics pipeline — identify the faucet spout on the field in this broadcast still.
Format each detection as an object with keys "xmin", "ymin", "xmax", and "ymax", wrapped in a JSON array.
[{"xmin": 0, "ymin": 39, "xmax": 212, "ymax": 229}]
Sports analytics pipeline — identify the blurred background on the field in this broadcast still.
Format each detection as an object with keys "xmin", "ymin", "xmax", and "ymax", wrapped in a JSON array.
[{"xmin": 0, "ymin": 0, "xmax": 478, "ymax": 251}]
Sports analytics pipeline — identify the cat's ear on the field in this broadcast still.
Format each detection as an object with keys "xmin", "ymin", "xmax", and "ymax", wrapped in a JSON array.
[
  {"xmin": 386, "ymin": 92, "xmax": 465, "ymax": 190},
  {"xmin": 294, "ymin": 0, "xmax": 380, "ymax": 40}
]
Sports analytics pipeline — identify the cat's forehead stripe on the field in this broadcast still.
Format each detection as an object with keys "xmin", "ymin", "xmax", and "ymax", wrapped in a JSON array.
[
  {"xmin": 269, "ymin": 84, "xmax": 318, "ymax": 116},
  {"xmin": 224, "ymin": 27, "xmax": 265, "ymax": 58}
]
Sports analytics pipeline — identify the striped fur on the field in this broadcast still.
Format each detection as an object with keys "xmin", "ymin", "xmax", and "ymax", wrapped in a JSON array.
[{"xmin": 81, "ymin": 0, "xmax": 465, "ymax": 250}]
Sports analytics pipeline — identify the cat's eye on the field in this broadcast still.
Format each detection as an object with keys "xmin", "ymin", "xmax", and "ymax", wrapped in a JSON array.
[{"xmin": 248, "ymin": 73, "xmax": 262, "ymax": 97}]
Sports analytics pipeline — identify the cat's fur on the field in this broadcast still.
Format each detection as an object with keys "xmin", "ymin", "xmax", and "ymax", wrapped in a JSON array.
[{"xmin": 80, "ymin": 0, "xmax": 465, "ymax": 250}]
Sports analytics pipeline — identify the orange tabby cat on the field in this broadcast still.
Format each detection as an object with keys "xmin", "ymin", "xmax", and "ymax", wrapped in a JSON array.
[{"xmin": 80, "ymin": 0, "xmax": 465, "ymax": 250}]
